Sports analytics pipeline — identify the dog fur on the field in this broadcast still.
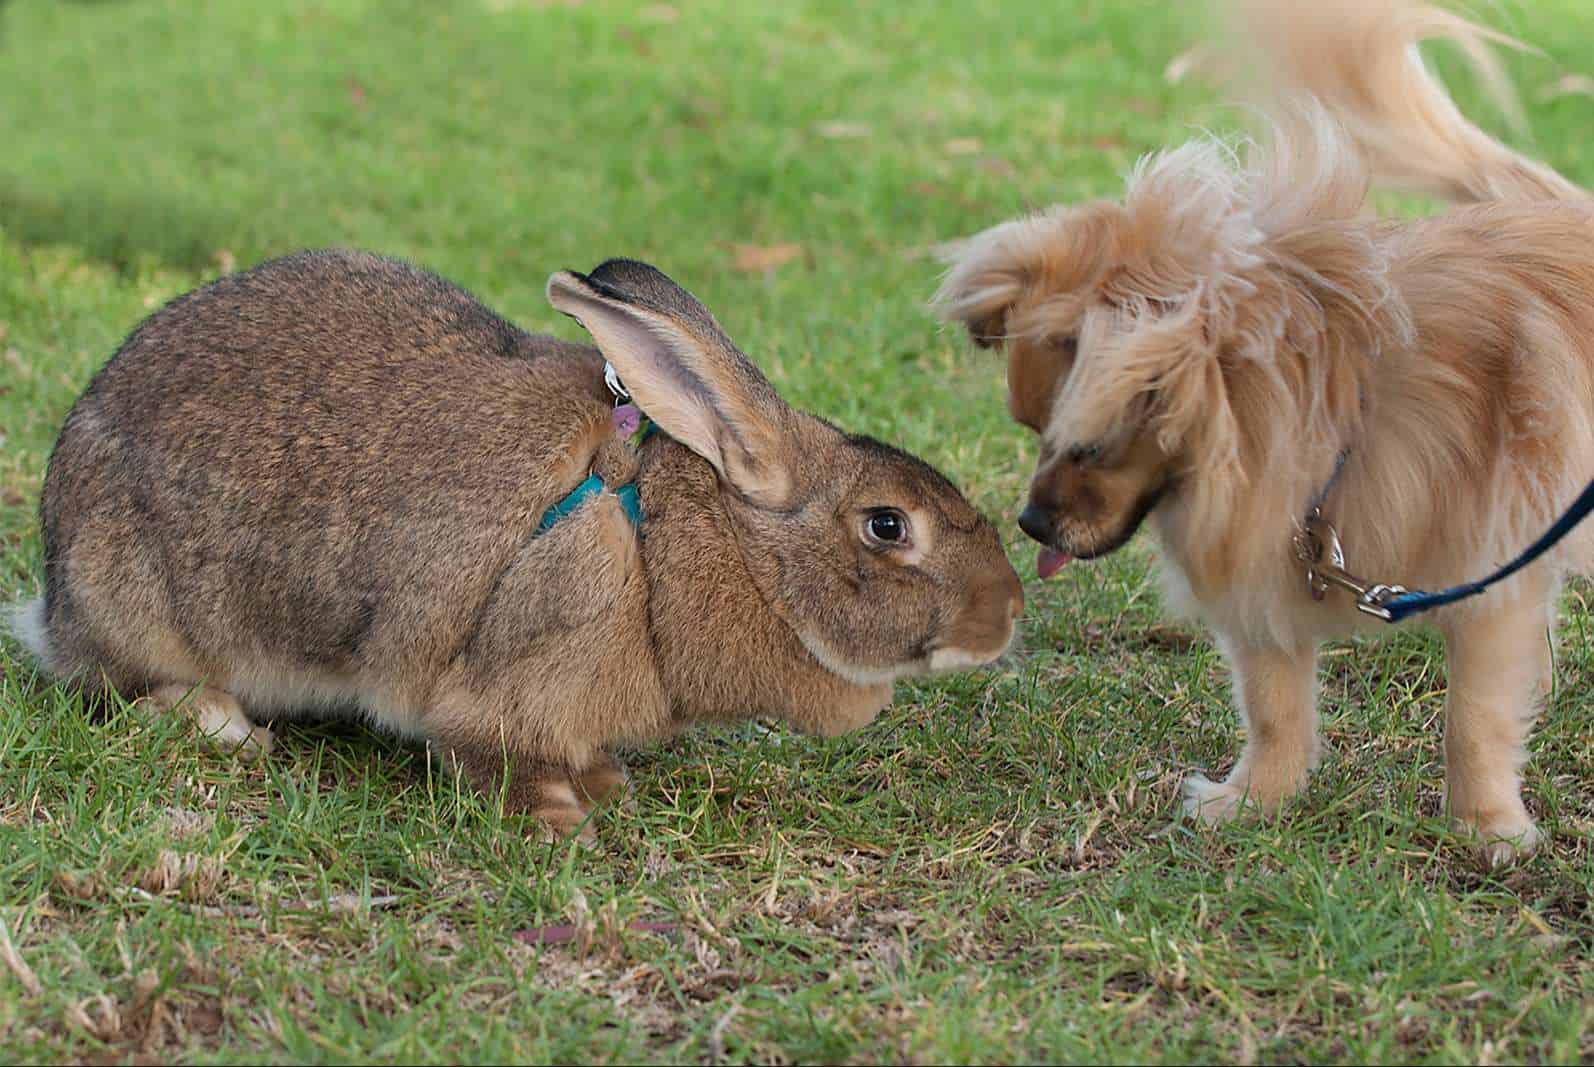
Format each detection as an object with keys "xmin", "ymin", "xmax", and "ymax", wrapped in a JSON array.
[{"xmin": 936, "ymin": 0, "xmax": 1594, "ymax": 863}]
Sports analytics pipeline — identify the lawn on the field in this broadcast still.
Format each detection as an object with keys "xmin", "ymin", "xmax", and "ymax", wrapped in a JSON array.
[{"xmin": 1, "ymin": 0, "xmax": 1591, "ymax": 1062}]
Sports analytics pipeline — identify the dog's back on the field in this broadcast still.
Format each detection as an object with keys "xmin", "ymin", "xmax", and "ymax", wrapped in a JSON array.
[
  {"xmin": 1245, "ymin": 0, "xmax": 1594, "ymax": 575},
  {"xmin": 1236, "ymin": 0, "xmax": 1594, "ymax": 534}
]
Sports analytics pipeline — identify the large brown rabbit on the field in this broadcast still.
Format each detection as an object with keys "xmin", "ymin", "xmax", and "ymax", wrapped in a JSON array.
[{"xmin": 12, "ymin": 251, "xmax": 1023, "ymax": 838}]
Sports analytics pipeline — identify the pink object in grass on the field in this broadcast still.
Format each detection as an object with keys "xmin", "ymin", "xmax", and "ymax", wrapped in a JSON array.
[{"xmin": 612, "ymin": 403, "xmax": 641, "ymax": 437}]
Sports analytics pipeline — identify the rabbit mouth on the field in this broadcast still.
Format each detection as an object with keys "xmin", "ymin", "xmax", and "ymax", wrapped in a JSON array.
[
  {"xmin": 926, "ymin": 645, "xmax": 1004, "ymax": 673},
  {"xmin": 795, "ymin": 628, "xmax": 919, "ymax": 688},
  {"xmin": 924, "ymin": 619, "xmax": 1021, "ymax": 674},
  {"xmin": 797, "ymin": 628, "xmax": 1011, "ymax": 688}
]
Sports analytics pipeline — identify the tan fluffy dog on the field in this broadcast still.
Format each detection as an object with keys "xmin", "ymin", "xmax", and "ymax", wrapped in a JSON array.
[{"xmin": 935, "ymin": 0, "xmax": 1594, "ymax": 863}]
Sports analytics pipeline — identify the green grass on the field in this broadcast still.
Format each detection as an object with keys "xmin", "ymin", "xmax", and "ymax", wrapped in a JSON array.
[{"xmin": 1, "ymin": 0, "xmax": 1592, "ymax": 1061}]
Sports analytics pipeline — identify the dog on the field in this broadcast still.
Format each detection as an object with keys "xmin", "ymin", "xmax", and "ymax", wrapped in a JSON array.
[{"xmin": 934, "ymin": 0, "xmax": 1594, "ymax": 863}]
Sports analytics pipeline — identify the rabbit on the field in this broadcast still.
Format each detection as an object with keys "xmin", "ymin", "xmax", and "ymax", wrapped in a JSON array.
[{"xmin": 10, "ymin": 250, "xmax": 1024, "ymax": 837}]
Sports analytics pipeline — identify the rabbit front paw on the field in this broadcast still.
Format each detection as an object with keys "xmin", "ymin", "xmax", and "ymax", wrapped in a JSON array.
[{"xmin": 138, "ymin": 684, "xmax": 274, "ymax": 762}]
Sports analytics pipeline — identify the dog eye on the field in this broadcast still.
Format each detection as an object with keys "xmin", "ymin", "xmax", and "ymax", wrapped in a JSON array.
[
  {"xmin": 1051, "ymin": 335, "xmax": 1078, "ymax": 357},
  {"xmin": 864, "ymin": 509, "xmax": 910, "ymax": 546}
]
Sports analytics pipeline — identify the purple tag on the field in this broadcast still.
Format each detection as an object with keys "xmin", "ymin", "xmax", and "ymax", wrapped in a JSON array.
[{"xmin": 612, "ymin": 403, "xmax": 641, "ymax": 437}]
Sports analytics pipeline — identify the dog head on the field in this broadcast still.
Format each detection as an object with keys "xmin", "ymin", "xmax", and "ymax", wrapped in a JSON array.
[{"xmin": 936, "ymin": 112, "xmax": 1397, "ymax": 575}]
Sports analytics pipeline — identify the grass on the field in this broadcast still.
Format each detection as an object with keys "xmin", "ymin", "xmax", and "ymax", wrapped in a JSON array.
[{"xmin": 1, "ymin": 0, "xmax": 1591, "ymax": 1061}]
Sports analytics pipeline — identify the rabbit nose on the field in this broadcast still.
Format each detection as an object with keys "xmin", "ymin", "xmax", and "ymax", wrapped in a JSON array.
[{"xmin": 1018, "ymin": 501, "xmax": 1056, "ymax": 546}]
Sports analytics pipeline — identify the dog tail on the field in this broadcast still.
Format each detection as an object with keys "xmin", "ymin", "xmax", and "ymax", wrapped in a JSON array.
[{"xmin": 1230, "ymin": 0, "xmax": 1585, "ymax": 204}]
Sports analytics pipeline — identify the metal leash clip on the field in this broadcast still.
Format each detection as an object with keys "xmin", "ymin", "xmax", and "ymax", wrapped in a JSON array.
[
  {"xmin": 1293, "ymin": 511, "xmax": 1409, "ymax": 621},
  {"xmin": 603, "ymin": 362, "xmax": 631, "ymax": 404}
]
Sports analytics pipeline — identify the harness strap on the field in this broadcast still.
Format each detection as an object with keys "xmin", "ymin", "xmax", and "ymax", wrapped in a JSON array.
[
  {"xmin": 536, "ymin": 476, "xmax": 643, "ymax": 535},
  {"xmin": 534, "ymin": 362, "xmax": 658, "ymax": 538},
  {"xmin": 535, "ymin": 421, "xmax": 657, "ymax": 536},
  {"xmin": 1307, "ymin": 449, "xmax": 1351, "ymax": 516}
]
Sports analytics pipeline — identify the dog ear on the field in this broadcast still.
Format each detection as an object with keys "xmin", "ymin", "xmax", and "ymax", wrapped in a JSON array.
[
  {"xmin": 936, "ymin": 205, "xmax": 1128, "ymax": 349},
  {"xmin": 933, "ymin": 217, "xmax": 1052, "ymax": 349}
]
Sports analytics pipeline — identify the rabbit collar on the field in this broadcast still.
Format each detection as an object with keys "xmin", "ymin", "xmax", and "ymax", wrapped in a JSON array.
[{"xmin": 535, "ymin": 401, "xmax": 656, "ymax": 536}]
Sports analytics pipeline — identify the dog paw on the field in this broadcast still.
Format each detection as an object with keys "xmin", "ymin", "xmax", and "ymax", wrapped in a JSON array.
[
  {"xmin": 1467, "ymin": 817, "xmax": 1542, "ymax": 868},
  {"xmin": 1181, "ymin": 774, "xmax": 1254, "ymax": 824}
]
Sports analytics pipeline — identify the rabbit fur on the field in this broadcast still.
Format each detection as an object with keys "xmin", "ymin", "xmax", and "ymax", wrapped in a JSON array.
[{"xmin": 15, "ymin": 250, "xmax": 1023, "ymax": 837}]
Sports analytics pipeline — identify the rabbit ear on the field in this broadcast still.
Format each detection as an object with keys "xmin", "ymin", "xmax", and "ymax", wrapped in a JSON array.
[{"xmin": 546, "ymin": 260, "xmax": 798, "ymax": 509}]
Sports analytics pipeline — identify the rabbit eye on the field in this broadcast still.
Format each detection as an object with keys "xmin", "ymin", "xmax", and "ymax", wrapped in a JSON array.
[{"xmin": 864, "ymin": 509, "xmax": 910, "ymax": 546}]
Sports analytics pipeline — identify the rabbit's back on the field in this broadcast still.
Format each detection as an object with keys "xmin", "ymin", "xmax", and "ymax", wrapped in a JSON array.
[{"xmin": 39, "ymin": 250, "xmax": 620, "ymax": 717}]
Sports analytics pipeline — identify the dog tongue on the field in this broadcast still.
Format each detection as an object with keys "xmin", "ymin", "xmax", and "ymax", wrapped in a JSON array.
[{"xmin": 1037, "ymin": 547, "xmax": 1072, "ymax": 579}]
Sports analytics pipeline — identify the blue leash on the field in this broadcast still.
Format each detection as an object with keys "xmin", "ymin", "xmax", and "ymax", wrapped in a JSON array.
[
  {"xmin": 1298, "ymin": 464, "xmax": 1594, "ymax": 623},
  {"xmin": 1379, "ymin": 475, "xmax": 1594, "ymax": 622}
]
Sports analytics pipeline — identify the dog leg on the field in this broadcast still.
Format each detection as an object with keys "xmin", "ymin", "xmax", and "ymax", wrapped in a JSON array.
[
  {"xmin": 1441, "ymin": 591, "xmax": 1551, "ymax": 866},
  {"xmin": 1184, "ymin": 639, "xmax": 1319, "ymax": 823}
]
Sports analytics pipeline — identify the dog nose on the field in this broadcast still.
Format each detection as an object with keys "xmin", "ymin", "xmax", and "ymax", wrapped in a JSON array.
[{"xmin": 1018, "ymin": 501, "xmax": 1056, "ymax": 546}]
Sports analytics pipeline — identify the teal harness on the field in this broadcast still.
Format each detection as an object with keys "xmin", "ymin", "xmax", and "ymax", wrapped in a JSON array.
[
  {"xmin": 535, "ymin": 424, "xmax": 655, "ymax": 535},
  {"xmin": 536, "ymin": 364, "xmax": 655, "ymax": 536}
]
